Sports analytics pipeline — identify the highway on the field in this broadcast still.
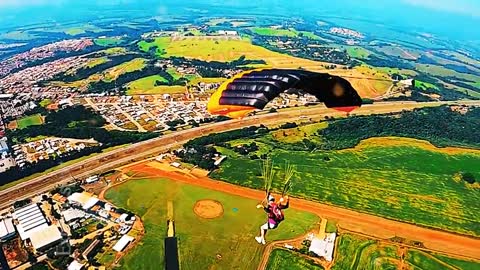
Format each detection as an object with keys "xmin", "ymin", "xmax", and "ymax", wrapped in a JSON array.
[{"xmin": 1, "ymin": 100, "xmax": 478, "ymax": 209}]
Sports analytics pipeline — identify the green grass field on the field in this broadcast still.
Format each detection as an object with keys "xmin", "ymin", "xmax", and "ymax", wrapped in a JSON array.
[
  {"xmin": 415, "ymin": 80, "xmax": 439, "ymax": 90},
  {"xmin": 346, "ymin": 46, "xmax": 372, "ymax": 59},
  {"xmin": 252, "ymin": 27, "xmax": 299, "ymax": 37},
  {"xmin": 251, "ymin": 27, "xmax": 321, "ymax": 40},
  {"xmin": 138, "ymin": 37, "xmax": 170, "ymax": 55},
  {"xmin": 103, "ymin": 58, "xmax": 147, "ymax": 82},
  {"xmin": 39, "ymin": 99, "xmax": 52, "ymax": 108},
  {"xmin": 105, "ymin": 178, "xmax": 319, "ymax": 270},
  {"xmin": 266, "ymin": 249, "xmax": 323, "ymax": 270},
  {"xmin": 94, "ymin": 37, "xmax": 124, "ymax": 46},
  {"xmin": 332, "ymin": 234, "xmax": 479, "ymax": 270},
  {"xmin": 17, "ymin": 114, "xmax": 44, "ymax": 129},
  {"xmin": 126, "ymin": 75, "xmax": 186, "ymax": 95},
  {"xmin": 211, "ymin": 134, "xmax": 480, "ymax": 236}
]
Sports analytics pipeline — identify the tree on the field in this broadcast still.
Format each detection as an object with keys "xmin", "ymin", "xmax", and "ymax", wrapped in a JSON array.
[{"xmin": 461, "ymin": 172, "xmax": 476, "ymax": 184}]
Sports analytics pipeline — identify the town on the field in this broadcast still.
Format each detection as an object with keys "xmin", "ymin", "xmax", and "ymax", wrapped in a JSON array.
[{"xmin": 0, "ymin": 173, "xmax": 141, "ymax": 270}]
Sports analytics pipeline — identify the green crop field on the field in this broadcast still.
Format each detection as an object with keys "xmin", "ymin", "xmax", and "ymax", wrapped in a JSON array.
[
  {"xmin": 332, "ymin": 234, "xmax": 479, "ymax": 270},
  {"xmin": 105, "ymin": 177, "xmax": 319, "ymax": 270},
  {"xmin": 266, "ymin": 249, "xmax": 323, "ymax": 270},
  {"xmin": 332, "ymin": 234, "xmax": 398, "ymax": 270},
  {"xmin": 17, "ymin": 114, "xmax": 44, "ymax": 129},
  {"xmin": 211, "ymin": 134, "xmax": 480, "ymax": 236},
  {"xmin": 126, "ymin": 75, "xmax": 186, "ymax": 95}
]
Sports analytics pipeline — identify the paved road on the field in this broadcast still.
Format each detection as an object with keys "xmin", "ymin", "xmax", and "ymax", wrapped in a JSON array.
[{"xmin": 1, "ymin": 100, "xmax": 478, "ymax": 210}]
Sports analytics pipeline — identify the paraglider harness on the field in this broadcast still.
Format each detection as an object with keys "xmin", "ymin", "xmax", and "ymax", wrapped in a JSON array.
[{"xmin": 264, "ymin": 194, "xmax": 288, "ymax": 229}]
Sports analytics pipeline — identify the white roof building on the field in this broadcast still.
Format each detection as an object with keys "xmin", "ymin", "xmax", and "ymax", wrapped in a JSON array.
[
  {"xmin": 61, "ymin": 208, "xmax": 86, "ymax": 223},
  {"xmin": 68, "ymin": 192, "xmax": 99, "ymax": 210},
  {"xmin": 68, "ymin": 260, "xmax": 85, "ymax": 270},
  {"xmin": 113, "ymin": 235, "xmax": 134, "ymax": 252},
  {"xmin": 85, "ymin": 175, "xmax": 99, "ymax": 184},
  {"xmin": 29, "ymin": 225, "xmax": 63, "ymax": 251},
  {"xmin": 309, "ymin": 233, "xmax": 336, "ymax": 262},
  {"xmin": 13, "ymin": 204, "xmax": 48, "ymax": 240},
  {"xmin": 0, "ymin": 218, "xmax": 16, "ymax": 240}
]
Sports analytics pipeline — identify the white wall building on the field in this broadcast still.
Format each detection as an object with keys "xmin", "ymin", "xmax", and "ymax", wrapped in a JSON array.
[
  {"xmin": 113, "ymin": 235, "xmax": 135, "ymax": 252},
  {"xmin": 308, "ymin": 233, "xmax": 336, "ymax": 262},
  {"xmin": 0, "ymin": 218, "xmax": 16, "ymax": 241},
  {"xmin": 68, "ymin": 192, "xmax": 99, "ymax": 210}
]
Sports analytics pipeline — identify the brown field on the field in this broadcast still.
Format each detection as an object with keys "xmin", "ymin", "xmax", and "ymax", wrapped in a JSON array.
[{"xmin": 193, "ymin": 199, "xmax": 224, "ymax": 219}]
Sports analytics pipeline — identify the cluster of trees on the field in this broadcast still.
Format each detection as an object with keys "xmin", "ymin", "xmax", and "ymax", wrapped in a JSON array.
[
  {"xmin": 180, "ymin": 126, "xmax": 268, "ymax": 169},
  {"xmin": 461, "ymin": 172, "xmax": 477, "ymax": 184},
  {"xmin": 231, "ymin": 142, "xmax": 258, "ymax": 155},
  {"xmin": 169, "ymin": 55, "xmax": 266, "ymax": 78},
  {"xmin": 165, "ymin": 119, "xmax": 186, "ymax": 129},
  {"xmin": 318, "ymin": 106, "xmax": 480, "ymax": 150}
]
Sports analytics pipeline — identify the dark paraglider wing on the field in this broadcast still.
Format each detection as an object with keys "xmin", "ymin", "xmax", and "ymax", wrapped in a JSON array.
[{"xmin": 207, "ymin": 69, "xmax": 362, "ymax": 118}]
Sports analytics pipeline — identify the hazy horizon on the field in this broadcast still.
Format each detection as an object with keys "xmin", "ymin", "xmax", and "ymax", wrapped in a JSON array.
[{"xmin": 0, "ymin": 0, "xmax": 478, "ymax": 42}]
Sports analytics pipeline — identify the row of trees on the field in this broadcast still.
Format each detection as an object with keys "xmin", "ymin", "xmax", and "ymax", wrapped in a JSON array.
[{"xmin": 318, "ymin": 106, "xmax": 480, "ymax": 150}]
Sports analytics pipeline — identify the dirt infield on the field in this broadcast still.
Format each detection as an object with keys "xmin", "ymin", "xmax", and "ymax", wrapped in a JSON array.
[
  {"xmin": 123, "ymin": 162, "xmax": 480, "ymax": 260},
  {"xmin": 193, "ymin": 199, "xmax": 224, "ymax": 219}
]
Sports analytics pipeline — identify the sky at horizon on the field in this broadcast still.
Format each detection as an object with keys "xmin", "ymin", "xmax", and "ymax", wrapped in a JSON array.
[{"xmin": 0, "ymin": 0, "xmax": 477, "ymax": 42}]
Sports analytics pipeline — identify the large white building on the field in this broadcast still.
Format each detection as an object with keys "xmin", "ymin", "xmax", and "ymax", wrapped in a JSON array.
[
  {"xmin": 13, "ymin": 204, "xmax": 49, "ymax": 240},
  {"xmin": 13, "ymin": 204, "xmax": 63, "ymax": 251},
  {"xmin": 29, "ymin": 225, "xmax": 63, "ymax": 251}
]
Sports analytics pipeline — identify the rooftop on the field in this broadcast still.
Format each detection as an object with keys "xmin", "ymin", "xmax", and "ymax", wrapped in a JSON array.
[
  {"xmin": 113, "ymin": 235, "xmax": 134, "ymax": 252},
  {"xmin": 29, "ymin": 225, "xmax": 63, "ymax": 251},
  {"xmin": 68, "ymin": 192, "xmax": 99, "ymax": 210}
]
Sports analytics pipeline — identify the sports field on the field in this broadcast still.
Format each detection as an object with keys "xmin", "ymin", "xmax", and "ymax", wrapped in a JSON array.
[
  {"xmin": 332, "ymin": 234, "xmax": 479, "ymax": 270},
  {"xmin": 266, "ymin": 249, "xmax": 323, "ymax": 270},
  {"xmin": 105, "ymin": 177, "xmax": 319, "ymax": 270},
  {"xmin": 125, "ymin": 75, "xmax": 186, "ymax": 95},
  {"xmin": 211, "ymin": 135, "xmax": 480, "ymax": 236},
  {"xmin": 16, "ymin": 114, "xmax": 44, "ymax": 129}
]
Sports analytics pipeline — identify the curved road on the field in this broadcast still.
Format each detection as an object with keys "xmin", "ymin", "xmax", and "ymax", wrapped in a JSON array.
[{"xmin": 1, "ymin": 100, "xmax": 478, "ymax": 209}]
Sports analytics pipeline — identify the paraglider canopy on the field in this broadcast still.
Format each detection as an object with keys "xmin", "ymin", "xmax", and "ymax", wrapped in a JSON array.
[{"xmin": 207, "ymin": 69, "xmax": 362, "ymax": 118}]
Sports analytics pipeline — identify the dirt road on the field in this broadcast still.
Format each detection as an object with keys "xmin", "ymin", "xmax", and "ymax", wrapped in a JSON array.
[{"xmin": 126, "ymin": 163, "xmax": 480, "ymax": 261}]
